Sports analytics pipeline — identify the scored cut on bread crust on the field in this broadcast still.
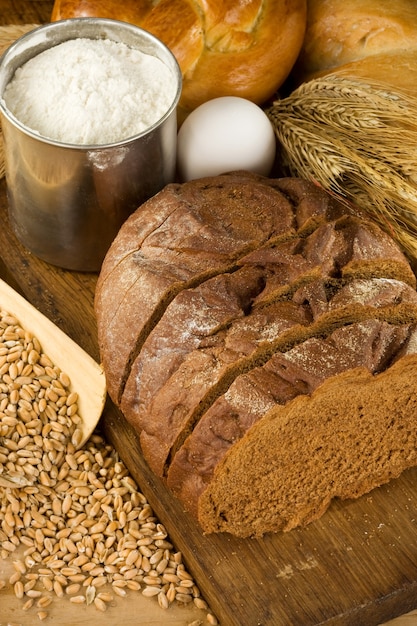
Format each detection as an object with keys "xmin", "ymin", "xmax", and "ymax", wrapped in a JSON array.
[{"xmin": 95, "ymin": 171, "xmax": 417, "ymax": 537}]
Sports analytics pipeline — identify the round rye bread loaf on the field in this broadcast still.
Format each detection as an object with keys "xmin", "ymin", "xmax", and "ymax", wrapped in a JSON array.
[{"xmin": 95, "ymin": 171, "xmax": 417, "ymax": 538}]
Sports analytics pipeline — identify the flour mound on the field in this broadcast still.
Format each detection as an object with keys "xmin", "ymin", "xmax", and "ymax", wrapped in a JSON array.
[{"xmin": 4, "ymin": 38, "xmax": 176, "ymax": 145}]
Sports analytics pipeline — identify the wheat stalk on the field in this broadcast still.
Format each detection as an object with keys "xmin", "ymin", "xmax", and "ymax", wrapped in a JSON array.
[
  {"xmin": 267, "ymin": 74, "xmax": 417, "ymax": 261},
  {"xmin": 0, "ymin": 24, "xmax": 39, "ymax": 178}
]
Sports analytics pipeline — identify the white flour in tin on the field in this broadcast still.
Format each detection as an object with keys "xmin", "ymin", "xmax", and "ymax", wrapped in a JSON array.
[{"xmin": 3, "ymin": 38, "xmax": 177, "ymax": 145}]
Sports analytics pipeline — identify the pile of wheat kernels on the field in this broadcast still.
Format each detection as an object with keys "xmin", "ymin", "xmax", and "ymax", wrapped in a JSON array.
[{"xmin": 0, "ymin": 309, "xmax": 217, "ymax": 624}]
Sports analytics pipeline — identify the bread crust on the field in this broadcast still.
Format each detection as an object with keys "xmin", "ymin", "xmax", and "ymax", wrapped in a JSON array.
[{"xmin": 51, "ymin": 0, "xmax": 307, "ymax": 112}]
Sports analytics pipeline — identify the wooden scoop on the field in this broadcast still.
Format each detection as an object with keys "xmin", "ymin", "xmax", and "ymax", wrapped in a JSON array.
[{"xmin": 0, "ymin": 278, "xmax": 107, "ymax": 480}]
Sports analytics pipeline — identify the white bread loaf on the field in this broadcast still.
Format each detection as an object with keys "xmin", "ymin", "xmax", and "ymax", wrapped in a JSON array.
[
  {"xmin": 293, "ymin": 0, "xmax": 417, "ymax": 89},
  {"xmin": 51, "ymin": 0, "xmax": 307, "ymax": 115},
  {"xmin": 95, "ymin": 171, "xmax": 417, "ymax": 538}
]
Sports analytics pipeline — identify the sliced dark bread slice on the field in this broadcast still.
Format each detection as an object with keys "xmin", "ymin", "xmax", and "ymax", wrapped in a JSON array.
[{"xmin": 196, "ymin": 353, "xmax": 417, "ymax": 537}]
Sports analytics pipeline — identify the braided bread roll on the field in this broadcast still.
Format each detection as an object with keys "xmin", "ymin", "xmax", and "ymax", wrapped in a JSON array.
[{"xmin": 51, "ymin": 0, "xmax": 307, "ymax": 114}]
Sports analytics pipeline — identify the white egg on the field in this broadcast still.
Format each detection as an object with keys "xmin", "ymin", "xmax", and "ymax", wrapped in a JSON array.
[{"xmin": 177, "ymin": 96, "xmax": 276, "ymax": 182}]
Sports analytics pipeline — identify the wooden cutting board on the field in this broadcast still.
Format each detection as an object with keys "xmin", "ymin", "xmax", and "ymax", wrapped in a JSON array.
[{"xmin": 2, "ymin": 3, "xmax": 417, "ymax": 625}]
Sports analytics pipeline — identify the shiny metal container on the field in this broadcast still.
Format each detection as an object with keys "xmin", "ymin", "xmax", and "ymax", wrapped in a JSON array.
[{"xmin": 0, "ymin": 18, "xmax": 182, "ymax": 271}]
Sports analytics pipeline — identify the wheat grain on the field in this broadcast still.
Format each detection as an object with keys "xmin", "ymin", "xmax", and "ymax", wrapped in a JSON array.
[
  {"xmin": 176, "ymin": 592, "xmax": 193, "ymax": 604},
  {"xmin": 13, "ymin": 580, "xmax": 24, "ymax": 599},
  {"xmin": 194, "ymin": 597, "xmax": 209, "ymax": 611},
  {"xmin": 97, "ymin": 591, "xmax": 113, "ymax": 602},
  {"xmin": 113, "ymin": 584, "xmax": 127, "ymax": 597},
  {"xmin": 69, "ymin": 594, "xmax": 86, "ymax": 604},
  {"xmin": 142, "ymin": 585, "xmax": 160, "ymax": 597},
  {"xmin": 37, "ymin": 610, "xmax": 48, "ymax": 620},
  {"xmin": 22, "ymin": 597, "xmax": 34, "ymax": 611}
]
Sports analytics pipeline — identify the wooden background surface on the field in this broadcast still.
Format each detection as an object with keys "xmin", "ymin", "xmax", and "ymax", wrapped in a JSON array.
[{"xmin": 2, "ymin": 2, "xmax": 417, "ymax": 625}]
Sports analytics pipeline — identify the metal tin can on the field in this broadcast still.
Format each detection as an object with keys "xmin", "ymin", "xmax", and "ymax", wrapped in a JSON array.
[{"xmin": 0, "ymin": 18, "xmax": 182, "ymax": 271}]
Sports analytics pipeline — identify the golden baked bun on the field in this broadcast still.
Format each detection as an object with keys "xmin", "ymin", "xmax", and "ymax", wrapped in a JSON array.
[
  {"xmin": 293, "ymin": 0, "xmax": 417, "ymax": 84},
  {"xmin": 51, "ymin": 0, "xmax": 307, "ymax": 114}
]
